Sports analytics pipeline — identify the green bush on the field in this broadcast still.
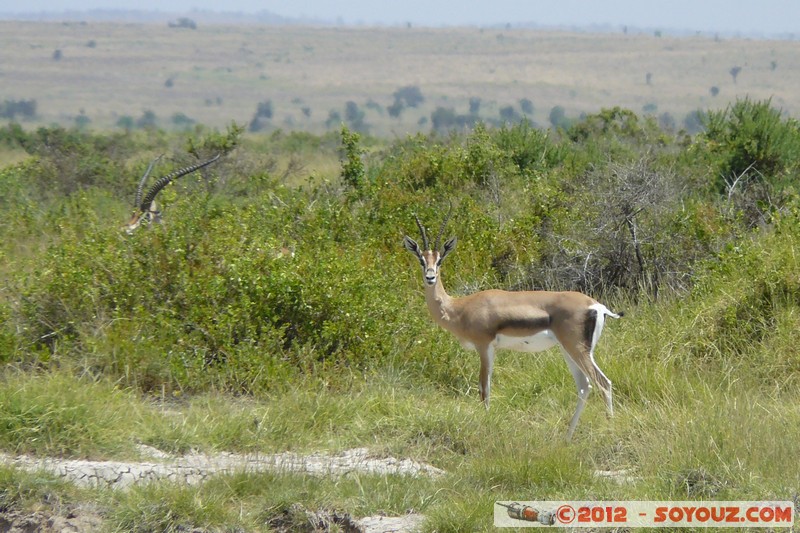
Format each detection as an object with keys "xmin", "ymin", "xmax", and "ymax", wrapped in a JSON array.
[
  {"xmin": 4, "ymin": 108, "xmax": 799, "ymax": 397},
  {"xmin": 702, "ymin": 97, "xmax": 800, "ymax": 190}
]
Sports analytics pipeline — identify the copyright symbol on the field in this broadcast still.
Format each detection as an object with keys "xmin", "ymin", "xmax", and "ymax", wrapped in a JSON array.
[{"xmin": 556, "ymin": 505, "xmax": 575, "ymax": 524}]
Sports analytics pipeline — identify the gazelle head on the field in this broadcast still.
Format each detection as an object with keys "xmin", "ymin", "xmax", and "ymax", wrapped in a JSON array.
[
  {"xmin": 124, "ymin": 153, "xmax": 221, "ymax": 233},
  {"xmin": 403, "ymin": 207, "xmax": 457, "ymax": 286}
]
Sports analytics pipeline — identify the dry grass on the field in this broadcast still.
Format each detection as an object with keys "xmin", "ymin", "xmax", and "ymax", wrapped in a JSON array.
[{"xmin": 2, "ymin": 21, "xmax": 799, "ymax": 135}]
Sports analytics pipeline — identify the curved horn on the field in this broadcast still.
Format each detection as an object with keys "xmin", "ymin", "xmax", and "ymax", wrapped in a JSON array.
[
  {"xmin": 434, "ymin": 202, "xmax": 453, "ymax": 251},
  {"xmin": 413, "ymin": 214, "xmax": 430, "ymax": 251},
  {"xmin": 138, "ymin": 153, "xmax": 221, "ymax": 212},
  {"xmin": 134, "ymin": 154, "xmax": 163, "ymax": 208}
]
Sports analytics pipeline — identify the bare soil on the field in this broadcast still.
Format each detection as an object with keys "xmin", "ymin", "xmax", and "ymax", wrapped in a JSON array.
[{"xmin": 0, "ymin": 447, "xmax": 440, "ymax": 532}]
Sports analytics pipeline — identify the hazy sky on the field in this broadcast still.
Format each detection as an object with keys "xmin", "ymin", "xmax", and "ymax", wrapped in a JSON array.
[{"xmin": 1, "ymin": 0, "xmax": 798, "ymax": 36}]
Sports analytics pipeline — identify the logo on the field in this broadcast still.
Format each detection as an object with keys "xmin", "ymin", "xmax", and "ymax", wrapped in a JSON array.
[{"xmin": 494, "ymin": 501, "xmax": 794, "ymax": 528}]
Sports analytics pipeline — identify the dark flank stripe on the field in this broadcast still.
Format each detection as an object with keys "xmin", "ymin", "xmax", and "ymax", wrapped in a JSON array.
[
  {"xmin": 495, "ymin": 315, "xmax": 551, "ymax": 334},
  {"xmin": 583, "ymin": 308, "xmax": 597, "ymax": 349}
]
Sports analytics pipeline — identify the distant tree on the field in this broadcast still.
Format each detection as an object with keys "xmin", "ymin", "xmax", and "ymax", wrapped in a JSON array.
[
  {"xmin": 164, "ymin": 77, "xmax": 174, "ymax": 88},
  {"xmin": 248, "ymin": 100, "xmax": 274, "ymax": 132},
  {"xmin": 646, "ymin": 72, "xmax": 653, "ymax": 85},
  {"xmin": 770, "ymin": 60, "xmax": 778, "ymax": 71},
  {"xmin": 393, "ymin": 85, "xmax": 424, "ymax": 108},
  {"xmin": 325, "ymin": 110, "xmax": 342, "ymax": 129},
  {"xmin": 116, "ymin": 115, "xmax": 134, "ymax": 131},
  {"xmin": 344, "ymin": 101, "xmax": 361, "ymax": 123},
  {"xmin": 86, "ymin": 40, "xmax": 96, "ymax": 48},
  {"xmin": 658, "ymin": 112, "xmax": 676, "ymax": 132},
  {"xmin": 169, "ymin": 17, "xmax": 197, "ymax": 29},
  {"xmin": 519, "ymin": 98, "xmax": 534, "ymax": 115},
  {"xmin": 469, "ymin": 97, "xmax": 482, "ymax": 115},
  {"xmin": 52, "ymin": 49, "xmax": 62, "ymax": 61},
  {"xmin": 301, "ymin": 106, "xmax": 311, "ymax": 118},
  {"xmin": 549, "ymin": 105, "xmax": 569, "ymax": 129},
  {"xmin": 344, "ymin": 101, "xmax": 368, "ymax": 133},
  {"xmin": 387, "ymin": 100, "xmax": 404, "ymax": 118},
  {"xmin": 136, "ymin": 109, "xmax": 157, "ymax": 129},
  {"xmin": 0, "ymin": 99, "xmax": 37, "ymax": 120},
  {"xmin": 248, "ymin": 118, "xmax": 266, "ymax": 132},
  {"xmin": 430, "ymin": 106, "xmax": 457, "ymax": 131},
  {"xmin": 729, "ymin": 66, "xmax": 742, "ymax": 84},
  {"xmin": 709, "ymin": 86, "xmax": 720, "ymax": 97},
  {"xmin": 255, "ymin": 100, "xmax": 273, "ymax": 119},
  {"xmin": 642, "ymin": 102, "xmax": 658, "ymax": 115},
  {"xmin": 365, "ymin": 99, "xmax": 383, "ymax": 114},
  {"xmin": 171, "ymin": 112, "xmax": 195, "ymax": 129},
  {"xmin": 499, "ymin": 105, "xmax": 521, "ymax": 123},
  {"xmin": 682, "ymin": 110, "xmax": 704, "ymax": 134},
  {"xmin": 74, "ymin": 112, "xmax": 90, "ymax": 130}
]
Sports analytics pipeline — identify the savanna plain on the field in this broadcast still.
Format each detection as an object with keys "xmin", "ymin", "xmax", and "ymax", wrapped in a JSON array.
[{"xmin": 1, "ymin": 19, "xmax": 800, "ymax": 533}]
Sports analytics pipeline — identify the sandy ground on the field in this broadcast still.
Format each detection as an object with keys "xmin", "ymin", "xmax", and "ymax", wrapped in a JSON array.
[{"xmin": 0, "ymin": 447, "xmax": 441, "ymax": 532}]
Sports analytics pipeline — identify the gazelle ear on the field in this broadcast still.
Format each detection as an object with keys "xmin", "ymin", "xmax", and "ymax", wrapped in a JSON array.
[
  {"xmin": 440, "ymin": 236, "xmax": 457, "ymax": 262},
  {"xmin": 403, "ymin": 235, "xmax": 420, "ymax": 254},
  {"xmin": 403, "ymin": 236, "xmax": 426, "ymax": 266}
]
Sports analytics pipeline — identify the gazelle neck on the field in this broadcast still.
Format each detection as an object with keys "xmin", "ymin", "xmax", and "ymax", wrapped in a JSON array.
[{"xmin": 424, "ymin": 274, "xmax": 455, "ymax": 326}]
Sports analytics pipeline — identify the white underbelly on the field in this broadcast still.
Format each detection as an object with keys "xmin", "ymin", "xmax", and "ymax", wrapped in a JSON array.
[{"xmin": 493, "ymin": 329, "xmax": 558, "ymax": 352}]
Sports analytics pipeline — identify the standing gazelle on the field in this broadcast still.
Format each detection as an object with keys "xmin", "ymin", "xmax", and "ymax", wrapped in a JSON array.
[
  {"xmin": 125, "ymin": 153, "xmax": 221, "ymax": 233},
  {"xmin": 403, "ymin": 209, "xmax": 622, "ymax": 440}
]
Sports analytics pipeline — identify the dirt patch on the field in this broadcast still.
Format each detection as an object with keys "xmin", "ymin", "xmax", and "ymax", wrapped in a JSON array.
[
  {"xmin": 0, "ymin": 507, "xmax": 103, "ymax": 533},
  {"xmin": 265, "ymin": 504, "xmax": 425, "ymax": 533},
  {"xmin": 0, "ymin": 448, "xmax": 438, "ymax": 532},
  {"xmin": 0, "ymin": 506, "xmax": 425, "ymax": 533},
  {"xmin": 0, "ymin": 447, "xmax": 444, "ymax": 489}
]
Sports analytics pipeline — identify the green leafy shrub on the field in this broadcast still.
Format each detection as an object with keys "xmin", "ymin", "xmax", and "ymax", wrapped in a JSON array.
[
  {"xmin": 702, "ymin": 97, "xmax": 800, "ymax": 189},
  {"xmin": 339, "ymin": 125, "xmax": 365, "ymax": 192},
  {"xmin": 3, "ymin": 108, "xmax": 795, "ymax": 398}
]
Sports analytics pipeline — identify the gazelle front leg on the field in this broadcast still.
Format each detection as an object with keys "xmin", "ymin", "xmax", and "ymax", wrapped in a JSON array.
[{"xmin": 477, "ymin": 343, "xmax": 495, "ymax": 408}]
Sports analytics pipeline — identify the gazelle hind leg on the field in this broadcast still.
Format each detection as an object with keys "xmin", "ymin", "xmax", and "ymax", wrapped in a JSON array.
[
  {"xmin": 590, "ymin": 353, "xmax": 613, "ymax": 417},
  {"xmin": 561, "ymin": 347, "xmax": 591, "ymax": 441},
  {"xmin": 588, "ymin": 307, "xmax": 614, "ymax": 417}
]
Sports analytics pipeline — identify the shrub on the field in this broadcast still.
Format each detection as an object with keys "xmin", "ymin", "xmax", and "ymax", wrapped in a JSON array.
[
  {"xmin": 702, "ymin": 97, "xmax": 800, "ymax": 190},
  {"xmin": 10, "ymin": 179, "xmax": 425, "ymax": 393},
  {"xmin": 339, "ymin": 126, "xmax": 365, "ymax": 192}
]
